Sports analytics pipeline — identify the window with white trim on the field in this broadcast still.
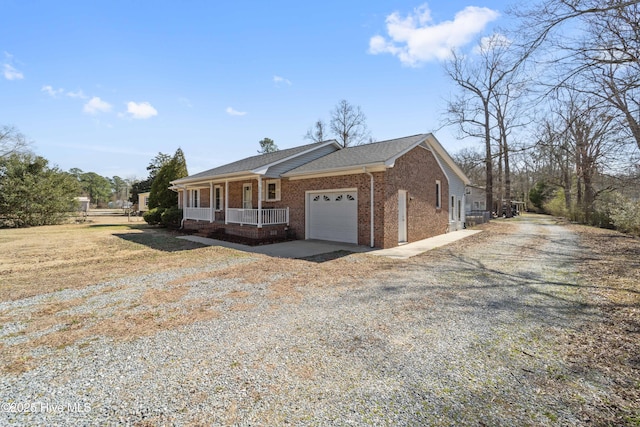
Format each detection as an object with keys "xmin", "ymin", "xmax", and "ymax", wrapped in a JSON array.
[
  {"xmin": 435, "ymin": 180, "xmax": 441, "ymax": 209},
  {"xmin": 263, "ymin": 179, "xmax": 281, "ymax": 202},
  {"xmin": 190, "ymin": 189, "xmax": 200, "ymax": 208},
  {"xmin": 214, "ymin": 186, "xmax": 222, "ymax": 211}
]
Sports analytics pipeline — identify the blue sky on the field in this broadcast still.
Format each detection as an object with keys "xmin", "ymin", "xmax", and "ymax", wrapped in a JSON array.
[{"xmin": 1, "ymin": 0, "xmax": 511, "ymax": 179}]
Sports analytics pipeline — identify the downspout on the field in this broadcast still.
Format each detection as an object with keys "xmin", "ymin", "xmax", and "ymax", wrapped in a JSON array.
[
  {"xmin": 363, "ymin": 167, "xmax": 375, "ymax": 248},
  {"xmin": 179, "ymin": 186, "xmax": 186, "ymax": 229}
]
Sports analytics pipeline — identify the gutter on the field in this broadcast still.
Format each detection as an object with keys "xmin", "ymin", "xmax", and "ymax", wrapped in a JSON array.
[{"xmin": 363, "ymin": 167, "xmax": 375, "ymax": 248}]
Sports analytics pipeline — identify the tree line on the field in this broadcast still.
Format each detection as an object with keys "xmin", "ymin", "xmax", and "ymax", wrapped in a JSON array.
[
  {"xmin": 0, "ymin": 94, "xmax": 374, "ymax": 228},
  {"xmin": 444, "ymin": 0, "xmax": 640, "ymax": 234},
  {"xmin": 0, "ymin": 125, "xmax": 188, "ymax": 228}
]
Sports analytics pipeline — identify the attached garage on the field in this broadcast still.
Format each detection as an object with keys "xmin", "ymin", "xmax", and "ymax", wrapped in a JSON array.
[{"xmin": 306, "ymin": 189, "xmax": 358, "ymax": 244}]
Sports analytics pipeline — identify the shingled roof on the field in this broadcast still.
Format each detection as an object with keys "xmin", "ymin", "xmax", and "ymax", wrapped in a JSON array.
[
  {"xmin": 172, "ymin": 140, "xmax": 338, "ymax": 184},
  {"xmin": 283, "ymin": 134, "xmax": 428, "ymax": 176},
  {"xmin": 171, "ymin": 133, "xmax": 469, "ymax": 185}
]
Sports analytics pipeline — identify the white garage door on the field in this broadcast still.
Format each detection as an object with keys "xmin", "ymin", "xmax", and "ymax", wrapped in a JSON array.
[{"xmin": 307, "ymin": 190, "xmax": 358, "ymax": 244}]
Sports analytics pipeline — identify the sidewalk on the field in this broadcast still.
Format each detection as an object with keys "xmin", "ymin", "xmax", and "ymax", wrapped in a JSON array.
[
  {"xmin": 178, "ymin": 229, "xmax": 482, "ymax": 260},
  {"xmin": 368, "ymin": 229, "xmax": 482, "ymax": 259}
]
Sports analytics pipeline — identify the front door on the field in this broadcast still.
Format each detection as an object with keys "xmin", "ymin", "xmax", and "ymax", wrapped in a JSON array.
[
  {"xmin": 242, "ymin": 184, "xmax": 252, "ymax": 209},
  {"xmin": 398, "ymin": 190, "xmax": 407, "ymax": 244}
]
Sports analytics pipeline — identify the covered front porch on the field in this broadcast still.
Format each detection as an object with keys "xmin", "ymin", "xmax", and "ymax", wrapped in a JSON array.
[
  {"xmin": 176, "ymin": 177, "xmax": 289, "ymax": 228},
  {"xmin": 183, "ymin": 206, "xmax": 289, "ymax": 226}
]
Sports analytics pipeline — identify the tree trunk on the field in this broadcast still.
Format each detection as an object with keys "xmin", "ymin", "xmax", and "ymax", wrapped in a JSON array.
[
  {"xmin": 498, "ymin": 138, "xmax": 504, "ymax": 215},
  {"xmin": 563, "ymin": 145, "xmax": 572, "ymax": 211},
  {"xmin": 583, "ymin": 173, "xmax": 595, "ymax": 224},
  {"xmin": 503, "ymin": 134, "xmax": 512, "ymax": 218},
  {"xmin": 484, "ymin": 102, "xmax": 493, "ymax": 214},
  {"xmin": 624, "ymin": 110, "xmax": 640, "ymax": 151}
]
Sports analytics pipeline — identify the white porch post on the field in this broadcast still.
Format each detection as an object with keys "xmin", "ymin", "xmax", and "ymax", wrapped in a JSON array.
[
  {"xmin": 257, "ymin": 176, "xmax": 263, "ymax": 228},
  {"xmin": 181, "ymin": 187, "xmax": 185, "ymax": 222},
  {"xmin": 209, "ymin": 182, "xmax": 213, "ymax": 223},
  {"xmin": 224, "ymin": 180, "xmax": 229, "ymax": 225}
]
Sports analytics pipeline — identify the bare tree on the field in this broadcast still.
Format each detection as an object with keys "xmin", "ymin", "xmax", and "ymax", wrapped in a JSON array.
[
  {"xmin": 513, "ymin": 0, "xmax": 640, "ymax": 150},
  {"xmin": 510, "ymin": 0, "xmax": 640, "ymax": 61},
  {"xmin": 445, "ymin": 50, "xmax": 495, "ymax": 213},
  {"xmin": 304, "ymin": 120, "xmax": 327, "ymax": 143},
  {"xmin": 452, "ymin": 147, "xmax": 486, "ymax": 184},
  {"xmin": 580, "ymin": 52, "xmax": 640, "ymax": 151},
  {"xmin": 545, "ymin": 86, "xmax": 627, "ymax": 222},
  {"xmin": 0, "ymin": 125, "xmax": 30, "ymax": 158},
  {"xmin": 490, "ymin": 62, "xmax": 531, "ymax": 217},
  {"xmin": 329, "ymin": 100, "xmax": 370, "ymax": 147},
  {"xmin": 444, "ymin": 34, "xmax": 525, "ymax": 214}
]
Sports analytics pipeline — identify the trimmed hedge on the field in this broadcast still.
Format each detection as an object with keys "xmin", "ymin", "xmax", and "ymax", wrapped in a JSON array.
[
  {"xmin": 161, "ymin": 207, "xmax": 183, "ymax": 228},
  {"xmin": 143, "ymin": 207, "xmax": 165, "ymax": 225}
]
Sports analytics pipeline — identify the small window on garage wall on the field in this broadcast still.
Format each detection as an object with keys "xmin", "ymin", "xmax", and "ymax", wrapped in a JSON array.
[
  {"xmin": 435, "ymin": 180, "xmax": 441, "ymax": 208},
  {"xmin": 263, "ymin": 179, "xmax": 281, "ymax": 201}
]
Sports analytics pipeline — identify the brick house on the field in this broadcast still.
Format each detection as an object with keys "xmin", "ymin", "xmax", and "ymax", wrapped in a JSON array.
[{"xmin": 170, "ymin": 134, "xmax": 470, "ymax": 249}]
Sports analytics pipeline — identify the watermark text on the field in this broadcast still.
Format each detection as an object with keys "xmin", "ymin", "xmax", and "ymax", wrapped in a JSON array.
[{"xmin": 1, "ymin": 401, "xmax": 91, "ymax": 414}]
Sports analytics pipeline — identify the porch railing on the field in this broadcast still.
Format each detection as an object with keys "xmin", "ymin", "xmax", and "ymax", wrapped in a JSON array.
[
  {"xmin": 184, "ymin": 207, "xmax": 212, "ymax": 221},
  {"xmin": 226, "ymin": 208, "xmax": 289, "ymax": 226}
]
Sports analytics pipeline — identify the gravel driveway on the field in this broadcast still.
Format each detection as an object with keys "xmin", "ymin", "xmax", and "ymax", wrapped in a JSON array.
[{"xmin": 0, "ymin": 215, "xmax": 614, "ymax": 425}]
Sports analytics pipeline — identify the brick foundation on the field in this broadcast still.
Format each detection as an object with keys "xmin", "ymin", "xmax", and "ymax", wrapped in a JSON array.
[{"xmin": 183, "ymin": 220, "xmax": 290, "ymax": 240}]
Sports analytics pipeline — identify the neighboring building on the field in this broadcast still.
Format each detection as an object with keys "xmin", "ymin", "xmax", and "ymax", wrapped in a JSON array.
[
  {"xmin": 465, "ymin": 185, "xmax": 487, "ymax": 213},
  {"xmin": 170, "ymin": 134, "xmax": 470, "ymax": 249},
  {"xmin": 137, "ymin": 192, "xmax": 151, "ymax": 213},
  {"xmin": 75, "ymin": 196, "xmax": 91, "ymax": 213},
  {"xmin": 464, "ymin": 185, "xmax": 491, "ymax": 226}
]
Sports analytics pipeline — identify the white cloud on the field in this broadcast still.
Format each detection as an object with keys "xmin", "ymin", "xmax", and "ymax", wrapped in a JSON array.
[
  {"xmin": 474, "ymin": 33, "xmax": 512, "ymax": 54},
  {"xmin": 126, "ymin": 101, "xmax": 158, "ymax": 119},
  {"xmin": 273, "ymin": 75, "xmax": 292, "ymax": 86},
  {"xmin": 3, "ymin": 52, "xmax": 24, "ymax": 80},
  {"xmin": 369, "ymin": 3, "xmax": 500, "ymax": 66},
  {"xmin": 83, "ymin": 97, "xmax": 112, "ymax": 114},
  {"xmin": 42, "ymin": 85, "xmax": 64, "ymax": 97},
  {"xmin": 226, "ymin": 107, "xmax": 247, "ymax": 116},
  {"xmin": 66, "ymin": 89, "xmax": 87, "ymax": 99},
  {"xmin": 43, "ymin": 86, "xmax": 88, "ymax": 99},
  {"xmin": 3, "ymin": 63, "xmax": 24, "ymax": 80}
]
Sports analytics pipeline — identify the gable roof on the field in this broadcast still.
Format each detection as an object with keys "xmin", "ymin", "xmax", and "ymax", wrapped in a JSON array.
[
  {"xmin": 171, "ymin": 139, "xmax": 340, "ymax": 185},
  {"xmin": 170, "ymin": 133, "xmax": 470, "ymax": 186},
  {"xmin": 282, "ymin": 133, "xmax": 470, "ymax": 185},
  {"xmin": 282, "ymin": 134, "xmax": 427, "ymax": 177},
  {"xmin": 424, "ymin": 134, "xmax": 471, "ymax": 186}
]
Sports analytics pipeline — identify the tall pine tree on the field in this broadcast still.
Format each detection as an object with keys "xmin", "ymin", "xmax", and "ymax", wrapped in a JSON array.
[{"xmin": 148, "ymin": 148, "xmax": 188, "ymax": 209}]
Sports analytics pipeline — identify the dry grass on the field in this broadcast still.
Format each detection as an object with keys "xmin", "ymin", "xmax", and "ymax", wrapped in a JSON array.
[
  {"xmin": 0, "ymin": 214, "xmax": 395, "ymax": 374},
  {"xmin": 0, "ymin": 216, "xmax": 247, "ymax": 301},
  {"xmin": 0, "ymin": 216, "xmax": 240, "ymax": 372},
  {"xmin": 564, "ymin": 224, "xmax": 640, "ymax": 425}
]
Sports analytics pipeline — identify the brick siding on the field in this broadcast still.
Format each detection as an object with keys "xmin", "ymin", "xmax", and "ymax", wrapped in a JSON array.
[
  {"xmin": 181, "ymin": 145, "xmax": 449, "ymax": 249},
  {"xmin": 382, "ymin": 146, "xmax": 449, "ymax": 248}
]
